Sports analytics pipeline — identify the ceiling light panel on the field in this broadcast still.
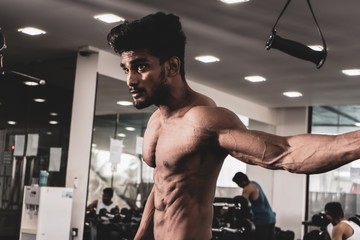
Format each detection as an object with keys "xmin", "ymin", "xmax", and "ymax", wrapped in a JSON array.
[
  {"xmin": 244, "ymin": 75, "xmax": 266, "ymax": 82},
  {"xmin": 220, "ymin": 0, "xmax": 250, "ymax": 3},
  {"xmin": 125, "ymin": 127, "xmax": 136, "ymax": 131},
  {"xmin": 195, "ymin": 55, "xmax": 220, "ymax": 63},
  {"xmin": 283, "ymin": 91, "xmax": 303, "ymax": 98},
  {"xmin": 342, "ymin": 69, "xmax": 360, "ymax": 76},
  {"xmin": 23, "ymin": 81, "xmax": 39, "ymax": 86},
  {"xmin": 117, "ymin": 100, "xmax": 132, "ymax": 106},
  {"xmin": 18, "ymin": 27, "xmax": 46, "ymax": 36},
  {"xmin": 33, "ymin": 98, "xmax": 46, "ymax": 103},
  {"xmin": 117, "ymin": 133, "xmax": 126, "ymax": 137},
  {"xmin": 94, "ymin": 14, "xmax": 125, "ymax": 23}
]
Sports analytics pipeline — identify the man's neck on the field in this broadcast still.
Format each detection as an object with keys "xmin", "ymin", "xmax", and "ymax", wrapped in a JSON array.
[
  {"xmin": 333, "ymin": 217, "xmax": 345, "ymax": 225},
  {"xmin": 157, "ymin": 79, "xmax": 194, "ymax": 119}
]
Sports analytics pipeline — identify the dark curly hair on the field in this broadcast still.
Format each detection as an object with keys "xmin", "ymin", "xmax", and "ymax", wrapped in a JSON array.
[
  {"xmin": 232, "ymin": 172, "xmax": 249, "ymax": 185},
  {"xmin": 107, "ymin": 12, "xmax": 187, "ymax": 80},
  {"xmin": 325, "ymin": 202, "xmax": 344, "ymax": 219},
  {"xmin": 103, "ymin": 187, "xmax": 114, "ymax": 198}
]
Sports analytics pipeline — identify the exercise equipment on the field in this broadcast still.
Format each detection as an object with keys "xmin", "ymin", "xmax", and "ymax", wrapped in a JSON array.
[
  {"xmin": 265, "ymin": 0, "xmax": 327, "ymax": 68},
  {"xmin": 348, "ymin": 215, "xmax": 360, "ymax": 226},
  {"xmin": 0, "ymin": 27, "xmax": 46, "ymax": 84},
  {"xmin": 303, "ymin": 229, "xmax": 325, "ymax": 240},
  {"xmin": 212, "ymin": 219, "xmax": 255, "ymax": 240},
  {"xmin": 274, "ymin": 226, "xmax": 295, "ymax": 240},
  {"xmin": 311, "ymin": 212, "xmax": 329, "ymax": 227},
  {"xmin": 233, "ymin": 195, "xmax": 252, "ymax": 219},
  {"xmin": 0, "ymin": 28, "xmax": 6, "ymax": 75},
  {"xmin": 84, "ymin": 207, "xmax": 142, "ymax": 240},
  {"xmin": 212, "ymin": 196, "xmax": 255, "ymax": 240}
]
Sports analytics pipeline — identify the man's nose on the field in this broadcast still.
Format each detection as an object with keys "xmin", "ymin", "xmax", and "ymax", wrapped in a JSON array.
[{"xmin": 127, "ymin": 71, "xmax": 139, "ymax": 87}]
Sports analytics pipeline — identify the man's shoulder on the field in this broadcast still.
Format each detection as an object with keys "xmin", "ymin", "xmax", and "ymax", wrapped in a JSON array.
[
  {"xmin": 333, "ymin": 221, "xmax": 351, "ymax": 232},
  {"xmin": 185, "ymin": 106, "xmax": 245, "ymax": 129},
  {"xmin": 186, "ymin": 105, "xmax": 234, "ymax": 117}
]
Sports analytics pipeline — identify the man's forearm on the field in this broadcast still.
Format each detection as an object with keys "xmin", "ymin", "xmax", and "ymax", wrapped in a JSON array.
[
  {"xmin": 226, "ymin": 129, "xmax": 360, "ymax": 174},
  {"xmin": 264, "ymin": 131, "xmax": 360, "ymax": 174}
]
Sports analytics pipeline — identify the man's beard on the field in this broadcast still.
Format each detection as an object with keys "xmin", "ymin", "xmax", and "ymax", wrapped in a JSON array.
[{"xmin": 133, "ymin": 67, "xmax": 169, "ymax": 109}]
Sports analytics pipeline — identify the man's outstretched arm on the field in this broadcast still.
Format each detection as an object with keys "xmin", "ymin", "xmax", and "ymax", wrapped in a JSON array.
[
  {"xmin": 134, "ymin": 186, "xmax": 155, "ymax": 240},
  {"xmin": 215, "ymin": 107, "xmax": 360, "ymax": 174}
]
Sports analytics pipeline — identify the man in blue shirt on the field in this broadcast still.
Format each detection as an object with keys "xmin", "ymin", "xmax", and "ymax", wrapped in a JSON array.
[{"xmin": 233, "ymin": 172, "xmax": 276, "ymax": 240}]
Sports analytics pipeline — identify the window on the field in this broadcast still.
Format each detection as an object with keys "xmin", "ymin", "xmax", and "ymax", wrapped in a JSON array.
[{"xmin": 308, "ymin": 106, "xmax": 360, "ymax": 219}]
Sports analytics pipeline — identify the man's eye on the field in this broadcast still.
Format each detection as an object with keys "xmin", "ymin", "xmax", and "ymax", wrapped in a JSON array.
[
  {"xmin": 123, "ymin": 68, "xmax": 129, "ymax": 74},
  {"xmin": 138, "ymin": 65, "xmax": 146, "ymax": 72}
]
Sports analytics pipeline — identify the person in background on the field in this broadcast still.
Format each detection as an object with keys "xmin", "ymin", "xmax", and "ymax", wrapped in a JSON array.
[
  {"xmin": 324, "ymin": 202, "xmax": 360, "ymax": 240},
  {"xmin": 232, "ymin": 172, "xmax": 276, "ymax": 240},
  {"xmin": 86, "ymin": 187, "xmax": 119, "ymax": 214}
]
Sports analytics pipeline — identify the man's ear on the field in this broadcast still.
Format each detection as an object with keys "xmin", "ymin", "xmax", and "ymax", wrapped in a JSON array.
[{"xmin": 166, "ymin": 56, "xmax": 181, "ymax": 77}]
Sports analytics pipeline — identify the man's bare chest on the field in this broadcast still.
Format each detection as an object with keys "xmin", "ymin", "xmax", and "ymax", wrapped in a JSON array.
[{"xmin": 142, "ymin": 119, "xmax": 216, "ymax": 168}]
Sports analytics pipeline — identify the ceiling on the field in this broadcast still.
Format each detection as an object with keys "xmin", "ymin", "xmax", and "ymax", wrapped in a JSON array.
[{"xmin": 1, "ymin": 0, "xmax": 360, "ymax": 113}]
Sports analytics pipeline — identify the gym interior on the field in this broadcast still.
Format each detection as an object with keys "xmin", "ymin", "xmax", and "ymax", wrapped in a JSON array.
[{"xmin": 1, "ymin": 1, "xmax": 360, "ymax": 240}]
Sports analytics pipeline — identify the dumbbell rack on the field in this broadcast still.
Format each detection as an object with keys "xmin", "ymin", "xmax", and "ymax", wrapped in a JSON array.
[{"xmin": 212, "ymin": 199, "xmax": 255, "ymax": 240}]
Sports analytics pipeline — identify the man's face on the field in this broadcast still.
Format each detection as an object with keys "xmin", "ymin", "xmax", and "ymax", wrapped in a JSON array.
[
  {"xmin": 325, "ymin": 210, "xmax": 333, "ymax": 223},
  {"xmin": 102, "ymin": 193, "xmax": 111, "ymax": 205},
  {"xmin": 238, "ymin": 180, "xmax": 247, "ymax": 188},
  {"xmin": 120, "ymin": 50, "xmax": 170, "ymax": 109}
]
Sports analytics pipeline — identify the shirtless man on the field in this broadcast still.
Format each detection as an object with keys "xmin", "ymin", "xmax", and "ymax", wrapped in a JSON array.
[
  {"xmin": 107, "ymin": 12, "xmax": 360, "ymax": 240},
  {"xmin": 324, "ymin": 202, "xmax": 360, "ymax": 240}
]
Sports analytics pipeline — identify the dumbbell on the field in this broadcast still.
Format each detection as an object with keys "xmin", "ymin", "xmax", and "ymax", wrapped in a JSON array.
[
  {"xmin": 303, "ymin": 229, "xmax": 325, "ymax": 240},
  {"xmin": 99, "ymin": 208, "xmax": 108, "ymax": 217},
  {"xmin": 311, "ymin": 212, "xmax": 329, "ymax": 227},
  {"xmin": 233, "ymin": 195, "xmax": 252, "ymax": 219}
]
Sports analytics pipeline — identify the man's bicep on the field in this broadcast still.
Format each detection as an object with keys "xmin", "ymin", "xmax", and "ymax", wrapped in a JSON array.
[
  {"xmin": 218, "ymin": 123, "xmax": 292, "ymax": 170},
  {"xmin": 212, "ymin": 108, "xmax": 291, "ymax": 169}
]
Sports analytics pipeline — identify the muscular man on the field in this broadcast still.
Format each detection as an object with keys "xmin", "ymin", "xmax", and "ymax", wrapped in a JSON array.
[
  {"xmin": 232, "ymin": 172, "xmax": 276, "ymax": 240},
  {"xmin": 324, "ymin": 202, "xmax": 360, "ymax": 240},
  {"xmin": 107, "ymin": 12, "xmax": 360, "ymax": 240}
]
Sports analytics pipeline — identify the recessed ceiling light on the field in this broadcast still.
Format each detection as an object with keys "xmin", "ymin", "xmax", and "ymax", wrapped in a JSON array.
[
  {"xmin": 46, "ymin": 131, "xmax": 53, "ymax": 135},
  {"xmin": 195, "ymin": 55, "xmax": 220, "ymax": 63},
  {"xmin": 117, "ymin": 100, "xmax": 132, "ymax": 106},
  {"xmin": 342, "ymin": 69, "xmax": 360, "ymax": 76},
  {"xmin": 244, "ymin": 75, "xmax": 266, "ymax": 82},
  {"xmin": 50, "ymin": 112, "xmax": 58, "ymax": 116},
  {"xmin": 23, "ymin": 81, "xmax": 39, "ymax": 86},
  {"xmin": 33, "ymin": 98, "xmax": 46, "ymax": 103},
  {"xmin": 283, "ymin": 91, "xmax": 303, "ymax": 98},
  {"xmin": 220, "ymin": 0, "xmax": 250, "ymax": 4},
  {"xmin": 94, "ymin": 14, "xmax": 125, "ymax": 23},
  {"xmin": 117, "ymin": 133, "xmax": 126, "ymax": 137},
  {"xmin": 125, "ymin": 127, "xmax": 136, "ymax": 131},
  {"xmin": 49, "ymin": 120, "xmax": 58, "ymax": 125},
  {"xmin": 355, "ymin": 123, "xmax": 360, "ymax": 127},
  {"xmin": 7, "ymin": 121, "xmax": 17, "ymax": 125},
  {"xmin": 308, "ymin": 45, "xmax": 323, "ymax": 51},
  {"xmin": 18, "ymin": 27, "xmax": 46, "ymax": 36}
]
